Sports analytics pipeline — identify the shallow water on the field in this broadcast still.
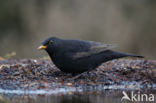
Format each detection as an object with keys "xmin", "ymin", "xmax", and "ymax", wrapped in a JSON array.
[
  {"xmin": 0, "ymin": 89, "xmax": 155, "ymax": 103},
  {"xmin": 0, "ymin": 82, "xmax": 155, "ymax": 103}
]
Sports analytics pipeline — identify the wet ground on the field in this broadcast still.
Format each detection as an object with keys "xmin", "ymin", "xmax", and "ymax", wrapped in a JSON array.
[
  {"xmin": 0, "ymin": 58, "xmax": 155, "ymax": 102},
  {"xmin": 0, "ymin": 58, "xmax": 155, "ymax": 91}
]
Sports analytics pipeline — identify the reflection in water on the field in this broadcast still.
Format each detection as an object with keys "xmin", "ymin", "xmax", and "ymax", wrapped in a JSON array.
[
  {"xmin": 59, "ymin": 95, "xmax": 91, "ymax": 103},
  {"xmin": 0, "ymin": 90, "xmax": 155, "ymax": 103}
]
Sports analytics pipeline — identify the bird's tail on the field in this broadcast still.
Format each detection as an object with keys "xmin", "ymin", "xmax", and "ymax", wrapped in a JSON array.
[
  {"xmin": 111, "ymin": 50, "xmax": 144, "ymax": 58},
  {"xmin": 99, "ymin": 50, "xmax": 143, "ymax": 63}
]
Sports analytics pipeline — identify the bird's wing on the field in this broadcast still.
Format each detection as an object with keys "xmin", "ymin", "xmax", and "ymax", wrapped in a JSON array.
[{"xmin": 73, "ymin": 40, "xmax": 116, "ymax": 59}]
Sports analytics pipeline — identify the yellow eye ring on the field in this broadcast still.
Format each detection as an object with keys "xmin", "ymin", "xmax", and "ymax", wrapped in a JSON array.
[{"xmin": 49, "ymin": 40, "xmax": 53, "ymax": 45}]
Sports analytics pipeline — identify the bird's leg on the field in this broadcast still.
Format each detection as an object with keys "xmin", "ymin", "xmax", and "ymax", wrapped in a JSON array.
[{"xmin": 69, "ymin": 72, "xmax": 88, "ymax": 80}]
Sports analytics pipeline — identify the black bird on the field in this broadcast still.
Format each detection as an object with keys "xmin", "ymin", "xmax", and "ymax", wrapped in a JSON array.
[{"xmin": 38, "ymin": 37, "xmax": 143, "ymax": 73}]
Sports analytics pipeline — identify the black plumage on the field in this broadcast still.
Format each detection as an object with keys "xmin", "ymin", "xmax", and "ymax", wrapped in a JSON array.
[{"xmin": 38, "ymin": 37, "xmax": 143, "ymax": 73}]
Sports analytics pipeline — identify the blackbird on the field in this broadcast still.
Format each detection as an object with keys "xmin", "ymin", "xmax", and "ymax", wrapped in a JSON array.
[{"xmin": 38, "ymin": 37, "xmax": 143, "ymax": 73}]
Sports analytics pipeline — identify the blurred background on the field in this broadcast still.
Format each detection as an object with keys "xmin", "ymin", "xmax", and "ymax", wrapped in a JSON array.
[{"xmin": 0, "ymin": 0, "xmax": 156, "ymax": 59}]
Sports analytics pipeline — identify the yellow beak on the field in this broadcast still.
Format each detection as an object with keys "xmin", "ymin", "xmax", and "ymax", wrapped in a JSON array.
[{"xmin": 38, "ymin": 45, "xmax": 47, "ymax": 50}]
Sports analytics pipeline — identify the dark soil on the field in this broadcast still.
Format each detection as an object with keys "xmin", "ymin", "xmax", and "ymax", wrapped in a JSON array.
[{"xmin": 0, "ymin": 58, "xmax": 155, "ymax": 90}]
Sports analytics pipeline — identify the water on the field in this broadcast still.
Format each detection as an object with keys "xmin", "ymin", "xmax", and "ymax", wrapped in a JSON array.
[
  {"xmin": 0, "ymin": 82, "xmax": 155, "ymax": 103},
  {"xmin": 0, "ymin": 89, "xmax": 155, "ymax": 103}
]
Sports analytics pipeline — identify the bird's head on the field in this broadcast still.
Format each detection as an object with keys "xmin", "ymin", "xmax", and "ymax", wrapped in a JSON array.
[{"xmin": 38, "ymin": 37, "xmax": 61, "ymax": 52}]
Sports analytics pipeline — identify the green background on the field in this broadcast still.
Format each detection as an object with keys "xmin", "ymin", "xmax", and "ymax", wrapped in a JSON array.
[{"xmin": 0, "ymin": 0, "xmax": 156, "ymax": 59}]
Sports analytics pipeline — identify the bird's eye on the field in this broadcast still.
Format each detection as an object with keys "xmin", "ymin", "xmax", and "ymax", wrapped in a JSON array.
[{"xmin": 49, "ymin": 40, "xmax": 53, "ymax": 45}]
